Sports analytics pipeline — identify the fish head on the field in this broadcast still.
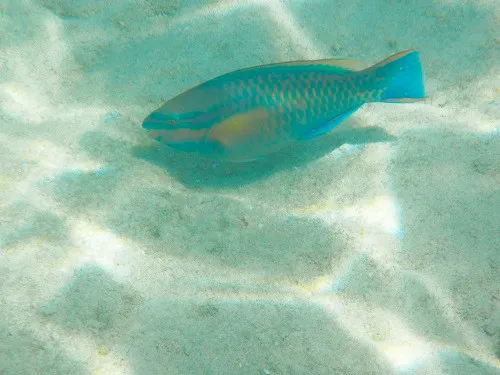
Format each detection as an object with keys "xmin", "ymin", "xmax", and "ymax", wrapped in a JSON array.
[
  {"xmin": 142, "ymin": 86, "xmax": 228, "ymax": 155},
  {"xmin": 142, "ymin": 83, "xmax": 217, "ymax": 144},
  {"xmin": 143, "ymin": 79, "xmax": 227, "ymax": 126},
  {"xmin": 142, "ymin": 109, "xmax": 217, "ymax": 152}
]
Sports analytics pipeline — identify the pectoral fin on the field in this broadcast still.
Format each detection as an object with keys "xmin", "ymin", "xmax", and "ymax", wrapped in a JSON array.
[{"xmin": 299, "ymin": 107, "xmax": 360, "ymax": 140}]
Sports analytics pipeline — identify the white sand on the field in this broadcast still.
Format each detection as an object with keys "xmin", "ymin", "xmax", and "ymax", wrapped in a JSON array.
[{"xmin": 0, "ymin": 0, "xmax": 499, "ymax": 374}]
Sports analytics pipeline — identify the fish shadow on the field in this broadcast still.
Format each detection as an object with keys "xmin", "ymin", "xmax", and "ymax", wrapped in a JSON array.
[{"xmin": 133, "ymin": 121, "xmax": 394, "ymax": 188}]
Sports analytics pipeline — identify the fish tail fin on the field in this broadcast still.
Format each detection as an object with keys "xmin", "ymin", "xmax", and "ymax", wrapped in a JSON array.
[{"xmin": 370, "ymin": 49, "xmax": 426, "ymax": 103}]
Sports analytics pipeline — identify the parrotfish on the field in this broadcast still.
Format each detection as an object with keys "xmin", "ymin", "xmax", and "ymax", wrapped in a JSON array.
[{"xmin": 143, "ymin": 49, "xmax": 425, "ymax": 162}]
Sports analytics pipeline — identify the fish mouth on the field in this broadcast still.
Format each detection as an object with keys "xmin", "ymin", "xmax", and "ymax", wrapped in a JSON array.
[
  {"xmin": 142, "ymin": 112, "xmax": 173, "ymax": 130},
  {"xmin": 142, "ymin": 118, "xmax": 160, "ymax": 130}
]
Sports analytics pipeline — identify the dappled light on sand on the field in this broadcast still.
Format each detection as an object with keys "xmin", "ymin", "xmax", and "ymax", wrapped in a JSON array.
[{"xmin": 0, "ymin": 0, "xmax": 498, "ymax": 374}]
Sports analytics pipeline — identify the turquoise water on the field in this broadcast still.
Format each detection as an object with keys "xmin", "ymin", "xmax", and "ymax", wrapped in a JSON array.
[{"xmin": 0, "ymin": 1, "xmax": 498, "ymax": 374}]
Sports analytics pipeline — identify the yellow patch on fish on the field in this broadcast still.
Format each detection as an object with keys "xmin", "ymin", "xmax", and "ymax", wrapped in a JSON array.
[{"xmin": 208, "ymin": 108, "xmax": 271, "ymax": 147}]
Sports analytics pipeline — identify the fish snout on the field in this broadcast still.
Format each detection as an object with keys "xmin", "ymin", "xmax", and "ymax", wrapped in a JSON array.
[{"xmin": 142, "ymin": 111, "xmax": 179, "ymax": 130}]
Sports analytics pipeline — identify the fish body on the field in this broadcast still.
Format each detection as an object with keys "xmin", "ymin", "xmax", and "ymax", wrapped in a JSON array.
[{"xmin": 143, "ymin": 49, "xmax": 425, "ymax": 161}]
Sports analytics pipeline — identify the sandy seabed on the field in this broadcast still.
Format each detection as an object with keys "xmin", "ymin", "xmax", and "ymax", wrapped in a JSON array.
[{"xmin": 0, "ymin": 1, "xmax": 499, "ymax": 374}]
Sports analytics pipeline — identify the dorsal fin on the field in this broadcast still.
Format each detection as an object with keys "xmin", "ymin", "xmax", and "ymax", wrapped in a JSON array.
[
  {"xmin": 231, "ymin": 57, "xmax": 367, "ymax": 76},
  {"xmin": 265, "ymin": 58, "xmax": 367, "ymax": 71}
]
